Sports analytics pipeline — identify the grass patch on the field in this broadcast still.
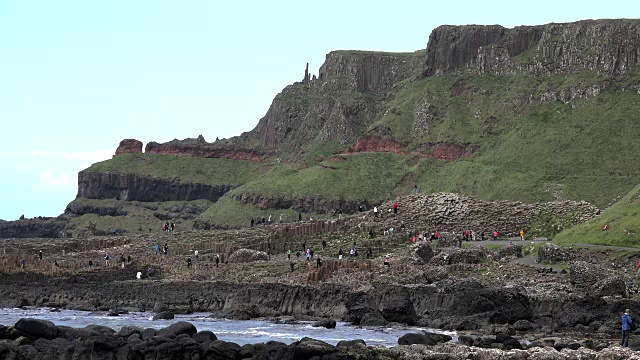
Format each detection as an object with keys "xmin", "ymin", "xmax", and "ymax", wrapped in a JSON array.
[
  {"xmin": 554, "ymin": 185, "xmax": 640, "ymax": 247},
  {"xmin": 87, "ymin": 153, "xmax": 268, "ymax": 186}
]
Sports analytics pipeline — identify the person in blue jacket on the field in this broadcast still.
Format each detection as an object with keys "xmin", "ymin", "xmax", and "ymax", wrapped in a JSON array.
[{"xmin": 621, "ymin": 309, "xmax": 633, "ymax": 347}]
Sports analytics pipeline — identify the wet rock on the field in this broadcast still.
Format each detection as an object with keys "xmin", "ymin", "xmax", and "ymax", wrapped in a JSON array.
[
  {"xmin": 141, "ymin": 328, "xmax": 157, "ymax": 340},
  {"xmin": 312, "ymin": 318, "xmax": 336, "ymax": 329},
  {"xmin": 117, "ymin": 326, "xmax": 141, "ymax": 337},
  {"xmin": 152, "ymin": 311, "xmax": 175, "ymax": 320},
  {"xmin": 84, "ymin": 324, "xmax": 116, "ymax": 334},
  {"xmin": 379, "ymin": 287, "xmax": 417, "ymax": 325},
  {"xmin": 337, "ymin": 339, "xmax": 366, "ymax": 348},
  {"xmin": 157, "ymin": 321, "xmax": 197, "ymax": 337},
  {"xmin": 192, "ymin": 330, "xmax": 217, "ymax": 343},
  {"xmin": 360, "ymin": 312, "xmax": 388, "ymax": 326},
  {"xmin": 227, "ymin": 248, "xmax": 269, "ymax": 263},
  {"xmin": 398, "ymin": 332, "xmax": 452, "ymax": 346},
  {"xmin": 512, "ymin": 319, "xmax": 533, "ymax": 331},
  {"xmin": 14, "ymin": 319, "xmax": 57, "ymax": 339}
]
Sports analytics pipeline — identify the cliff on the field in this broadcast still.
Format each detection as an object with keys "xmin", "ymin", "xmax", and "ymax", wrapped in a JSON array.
[
  {"xmin": 246, "ymin": 50, "xmax": 424, "ymax": 152},
  {"xmin": 77, "ymin": 171, "xmax": 233, "ymax": 202},
  {"xmin": 424, "ymin": 20, "xmax": 640, "ymax": 76},
  {"xmin": 59, "ymin": 19, "xmax": 640, "ymax": 233}
]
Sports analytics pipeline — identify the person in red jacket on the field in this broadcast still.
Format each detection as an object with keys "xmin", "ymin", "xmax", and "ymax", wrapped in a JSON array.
[
  {"xmin": 492, "ymin": 230, "xmax": 499, "ymax": 241},
  {"xmin": 393, "ymin": 203, "xmax": 398, "ymax": 214}
]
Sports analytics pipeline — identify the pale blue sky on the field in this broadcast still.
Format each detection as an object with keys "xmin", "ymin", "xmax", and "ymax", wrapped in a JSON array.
[{"xmin": 0, "ymin": 0, "xmax": 633, "ymax": 220}]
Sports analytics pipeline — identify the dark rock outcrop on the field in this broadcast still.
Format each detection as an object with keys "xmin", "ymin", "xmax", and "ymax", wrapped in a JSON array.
[
  {"xmin": 312, "ymin": 318, "xmax": 336, "ymax": 329},
  {"xmin": 424, "ymin": 20, "xmax": 640, "ymax": 77},
  {"xmin": 0, "ymin": 218, "xmax": 66, "ymax": 239},
  {"xmin": 114, "ymin": 139, "xmax": 143, "ymax": 156},
  {"xmin": 398, "ymin": 332, "xmax": 452, "ymax": 346},
  {"xmin": 77, "ymin": 171, "xmax": 232, "ymax": 202}
]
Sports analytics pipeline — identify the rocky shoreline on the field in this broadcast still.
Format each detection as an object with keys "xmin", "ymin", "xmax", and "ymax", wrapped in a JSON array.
[{"xmin": 1, "ymin": 317, "xmax": 639, "ymax": 359}]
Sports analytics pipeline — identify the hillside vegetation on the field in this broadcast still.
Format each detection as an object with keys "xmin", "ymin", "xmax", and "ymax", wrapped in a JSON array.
[{"xmin": 554, "ymin": 185, "xmax": 640, "ymax": 247}]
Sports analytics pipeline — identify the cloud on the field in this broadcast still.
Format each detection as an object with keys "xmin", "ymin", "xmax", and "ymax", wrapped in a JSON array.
[
  {"xmin": 0, "ymin": 149, "xmax": 113, "ymax": 161},
  {"xmin": 39, "ymin": 171, "xmax": 74, "ymax": 188}
]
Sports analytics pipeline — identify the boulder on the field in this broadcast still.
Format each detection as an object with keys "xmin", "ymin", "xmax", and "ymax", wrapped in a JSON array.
[
  {"xmin": 398, "ymin": 332, "xmax": 452, "ymax": 346},
  {"xmin": 152, "ymin": 311, "xmax": 175, "ymax": 320},
  {"xmin": 141, "ymin": 328, "xmax": 157, "ymax": 340},
  {"xmin": 157, "ymin": 321, "xmax": 197, "ymax": 337},
  {"xmin": 13, "ymin": 298, "xmax": 30, "ymax": 309},
  {"xmin": 228, "ymin": 248, "xmax": 269, "ymax": 263},
  {"xmin": 84, "ymin": 324, "xmax": 116, "ymax": 334},
  {"xmin": 538, "ymin": 243, "xmax": 571, "ymax": 263},
  {"xmin": 415, "ymin": 243, "xmax": 434, "ymax": 263},
  {"xmin": 193, "ymin": 330, "xmax": 217, "ymax": 343},
  {"xmin": 591, "ymin": 276, "xmax": 627, "ymax": 297},
  {"xmin": 336, "ymin": 339, "xmax": 366, "ymax": 348},
  {"xmin": 570, "ymin": 261, "xmax": 608, "ymax": 289},
  {"xmin": 512, "ymin": 319, "xmax": 533, "ymax": 331},
  {"xmin": 360, "ymin": 312, "xmax": 388, "ymax": 326},
  {"xmin": 14, "ymin": 318, "xmax": 57, "ymax": 339},
  {"xmin": 117, "ymin": 326, "xmax": 141, "ymax": 337},
  {"xmin": 312, "ymin": 318, "xmax": 336, "ymax": 329},
  {"xmin": 422, "ymin": 266, "xmax": 448, "ymax": 283},
  {"xmin": 379, "ymin": 287, "xmax": 417, "ymax": 325}
]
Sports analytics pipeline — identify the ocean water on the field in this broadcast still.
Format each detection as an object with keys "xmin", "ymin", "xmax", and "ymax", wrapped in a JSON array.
[{"xmin": 0, "ymin": 308, "xmax": 456, "ymax": 347}]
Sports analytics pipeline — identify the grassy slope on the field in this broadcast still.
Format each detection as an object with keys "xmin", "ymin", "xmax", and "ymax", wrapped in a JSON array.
[
  {"xmin": 197, "ymin": 197, "xmax": 331, "ymax": 228},
  {"xmin": 87, "ymin": 153, "xmax": 268, "ymax": 186},
  {"xmin": 375, "ymin": 71, "xmax": 640, "ymax": 208},
  {"xmin": 231, "ymin": 152, "xmax": 414, "ymax": 203},
  {"xmin": 554, "ymin": 185, "xmax": 640, "ymax": 247}
]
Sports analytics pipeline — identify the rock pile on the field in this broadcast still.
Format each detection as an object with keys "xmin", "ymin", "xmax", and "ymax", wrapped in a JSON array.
[
  {"xmin": 538, "ymin": 243, "xmax": 572, "ymax": 263},
  {"xmin": 227, "ymin": 249, "xmax": 269, "ymax": 263},
  {"xmin": 375, "ymin": 192, "xmax": 599, "ymax": 237}
]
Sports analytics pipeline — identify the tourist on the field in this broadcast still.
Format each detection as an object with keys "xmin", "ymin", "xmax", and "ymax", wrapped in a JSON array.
[
  {"xmin": 261, "ymin": 217, "xmax": 266, "ymax": 224},
  {"xmin": 465, "ymin": 230, "xmax": 470, "ymax": 241},
  {"xmin": 621, "ymin": 309, "xmax": 633, "ymax": 347},
  {"xmin": 492, "ymin": 230, "xmax": 499, "ymax": 241},
  {"xmin": 163, "ymin": 243, "xmax": 168, "ymax": 255},
  {"xmin": 338, "ymin": 248, "xmax": 343, "ymax": 261},
  {"xmin": 19, "ymin": 257, "xmax": 25, "ymax": 270},
  {"xmin": 127, "ymin": 255, "xmax": 131, "ymax": 263},
  {"xmin": 299, "ymin": 213, "xmax": 302, "ymax": 221},
  {"xmin": 251, "ymin": 218, "xmax": 254, "ymax": 227},
  {"xmin": 520, "ymin": 229, "xmax": 525, "ymax": 241},
  {"xmin": 322, "ymin": 240, "xmax": 327, "ymax": 250},
  {"xmin": 279, "ymin": 214, "xmax": 283, "ymax": 223},
  {"xmin": 306, "ymin": 249, "xmax": 311, "ymax": 261},
  {"xmin": 215, "ymin": 254, "xmax": 220, "ymax": 268},
  {"xmin": 38, "ymin": 250, "xmax": 43, "ymax": 260},
  {"xmin": 367, "ymin": 247, "xmax": 372, "ymax": 259},
  {"xmin": 287, "ymin": 249, "xmax": 291, "ymax": 260},
  {"xmin": 268, "ymin": 215, "xmax": 272, "ymax": 224},
  {"xmin": 435, "ymin": 231, "xmax": 440, "ymax": 241},
  {"xmin": 136, "ymin": 271, "xmax": 142, "ymax": 280},
  {"xmin": 369, "ymin": 230, "xmax": 374, "ymax": 238},
  {"xmin": 290, "ymin": 260, "xmax": 295, "ymax": 273},
  {"xmin": 309, "ymin": 248, "xmax": 314, "ymax": 260},
  {"xmin": 187, "ymin": 257, "xmax": 192, "ymax": 269},
  {"xmin": 154, "ymin": 243, "xmax": 160, "ymax": 255},
  {"xmin": 104, "ymin": 254, "xmax": 110, "ymax": 267},
  {"xmin": 88, "ymin": 259, "xmax": 94, "ymax": 269},
  {"xmin": 54, "ymin": 260, "xmax": 59, "ymax": 268},
  {"xmin": 194, "ymin": 250, "xmax": 199, "ymax": 261},
  {"xmin": 393, "ymin": 202, "xmax": 398, "ymax": 214},
  {"xmin": 170, "ymin": 222, "xmax": 175, "ymax": 232},
  {"xmin": 120, "ymin": 255, "xmax": 126, "ymax": 269},
  {"xmin": 373, "ymin": 207, "xmax": 378, "ymax": 217},
  {"xmin": 412, "ymin": 235, "xmax": 417, "ymax": 243},
  {"xmin": 349, "ymin": 248, "xmax": 355, "ymax": 257},
  {"xmin": 603, "ymin": 224, "xmax": 609, "ymax": 231},
  {"xmin": 414, "ymin": 183, "xmax": 418, "ymax": 193},
  {"xmin": 316, "ymin": 257, "xmax": 322, "ymax": 268},
  {"xmin": 383, "ymin": 256, "xmax": 390, "ymax": 267}
]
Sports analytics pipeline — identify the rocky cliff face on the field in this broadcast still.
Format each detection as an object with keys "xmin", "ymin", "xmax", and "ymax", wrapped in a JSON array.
[
  {"xmin": 424, "ymin": 20, "xmax": 640, "ymax": 76},
  {"xmin": 77, "ymin": 171, "xmax": 232, "ymax": 202},
  {"xmin": 114, "ymin": 139, "xmax": 142, "ymax": 156},
  {"xmin": 0, "ymin": 218, "xmax": 66, "ymax": 239},
  {"xmin": 247, "ymin": 51, "xmax": 424, "ymax": 152},
  {"xmin": 145, "ymin": 137, "xmax": 262, "ymax": 161}
]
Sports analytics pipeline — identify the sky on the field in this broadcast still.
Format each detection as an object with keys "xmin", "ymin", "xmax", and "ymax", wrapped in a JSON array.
[{"xmin": 0, "ymin": 0, "xmax": 634, "ymax": 220}]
